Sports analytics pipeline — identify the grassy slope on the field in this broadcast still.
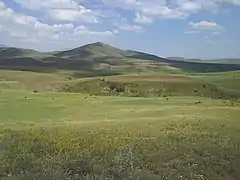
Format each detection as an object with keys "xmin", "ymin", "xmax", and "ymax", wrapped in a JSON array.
[
  {"xmin": 191, "ymin": 71, "xmax": 240, "ymax": 93},
  {"xmin": 206, "ymin": 59, "xmax": 240, "ymax": 64},
  {"xmin": 0, "ymin": 47, "xmax": 52, "ymax": 59},
  {"xmin": 62, "ymin": 71, "xmax": 240, "ymax": 99},
  {"xmin": 187, "ymin": 59, "xmax": 240, "ymax": 64},
  {"xmin": 168, "ymin": 57, "xmax": 240, "ymax": 64},
  {"xmin": 1, "ymin": 43, "xmax": 240, "ymax": 74},
  {"xmin": 0, "ymin": 91, "xmax": 240, "ymax": 180},
  {"xmin": 55, "ymin": 42, "xmax": 129, "ymax": 59},
  {"xmin": 0, "ymin": 70, "xmax": 240, "ymax": 180},
  {"xmin": 0, "ymin": 70, "xmax": 68, "ymax": 91}
]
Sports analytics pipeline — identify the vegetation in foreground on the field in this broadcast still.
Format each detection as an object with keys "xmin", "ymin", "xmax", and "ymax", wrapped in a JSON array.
[
  {"xmin": 61, "ymin": 73, "xmax": 240, "ymax": 100},
  {"xmin": 0, "ymin": 90, "xmax": 240, "ymax": 180},
  {"xmin": 0, "ymin": 70, "xmax": 240, "ymax": 180}
]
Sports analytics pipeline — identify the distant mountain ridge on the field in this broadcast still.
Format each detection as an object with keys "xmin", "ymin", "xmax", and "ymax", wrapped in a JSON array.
[
  {"xmin": 168, "ymin": 57, "xmax": 240, "ymax": 64},
  {"xmin": 0, "ymin": 46, "xmax": 51, "ymax": 58},
  {"xmin": 167, "ymin": 57, "xmax": 186, "ymax": 61},
  {"xmin": 0, "ymin": 44, "xmax": 8, "ymax": 48},
  {"xmin": 55, "ymin": 42, "xmax": 175, "ymax": 63},
  {"xmin": 0, "ymin": 42, "xmax": 240, "ymax": 73},
  {"xmin": 207, "ymin": 58, "xmax": 240, "ymax": 64},
  {"xmin": 55, "ymin": 42, "xmax": 130, "ymax": 59}
]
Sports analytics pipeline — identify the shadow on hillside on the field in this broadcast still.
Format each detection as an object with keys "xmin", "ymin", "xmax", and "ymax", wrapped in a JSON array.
[
  {"xmin": 128, "ymin": 55, "xmax": 240, "ymax": 72},
  {"xmin": 169, "ymin": 61, "xmax": 240, "ymax": 73},
  {"xmin": 72, "ymin": 70, "xmax": 121, "ymax": 78},
  {"xmin": 62, "ymin": 79, "xmax": 240, "ymax": 100},
  {"xmin": 1, "ymin": 55, "xmax": 240, "ymax": 73},
  {"xmin": 0, "ymin": 66, "xmax": 57, "ymax": 73}
]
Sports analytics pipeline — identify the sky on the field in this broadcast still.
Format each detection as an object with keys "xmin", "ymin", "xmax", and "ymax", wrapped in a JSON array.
[{"xmin": 0, "ymin": 0, "xmax": 240, "ymax": 59}]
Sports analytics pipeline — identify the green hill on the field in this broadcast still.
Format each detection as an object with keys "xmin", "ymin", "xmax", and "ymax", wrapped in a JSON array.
[
  {"xmin": 167, "ymin": 57, "xmax": 186, "ymax": 61},
  {"xmin": 55, "ymin": 42, "xmax": 129, "ymax": 59},
  {"xmin": 168, "ymin": 57, "xmax": 240, "ymax": 64},
  {"xmin": 0, "ymin": 47, "xmax": 52, "ymax": 59},
  {"xmin": 0, "ymin": 42, "xmax": 240, "ymax": 73},
  {"xmin": 56, "ymin": 42, "xmax": 167, "ymax": 62},
  {"xmin": 207, "ymin": 59, "xmax": 240, "ymax": 64},
  {"xmin": 0, "ymin": 44, "xmax": 8, "ymax": 48}
]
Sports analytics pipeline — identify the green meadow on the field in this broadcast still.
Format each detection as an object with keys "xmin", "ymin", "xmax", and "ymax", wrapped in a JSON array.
[{"xmin": 0, "ymin": 70, "xmax": 240, "ymax": 180}]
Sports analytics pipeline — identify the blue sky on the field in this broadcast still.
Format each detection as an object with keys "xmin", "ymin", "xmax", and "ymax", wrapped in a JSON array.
[{"xmin": 0, "ymin": 0, "xmax": 240, "ymax": 59}]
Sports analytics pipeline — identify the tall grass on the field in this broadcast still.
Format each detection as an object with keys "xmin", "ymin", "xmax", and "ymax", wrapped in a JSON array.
[{"xmin": 1, "ymin": 116, "xmax": 240, "ymax": 180}]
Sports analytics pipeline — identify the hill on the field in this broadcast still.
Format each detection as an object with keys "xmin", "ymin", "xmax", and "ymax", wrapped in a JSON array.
[
  {"xmin": 55, "ymin": 42, "xmax": 129, "ymax": 59},
  {"xmin": 56, "ymin": 42, "xmax": 169, "ymax": 62},
  {"xmin": 168, "ymin": 57, "xmax": 240, "ymax": 64},
  {"xmin": 207, "ymin": 58, "xmax": 240, "ymax": 64},
  {"xmin": 0, "ymin": 44, "xmax": 8, "ymax": 48},
  {"xmin": 0, "ymin": 42, "xmax": 240, "ymax": 73},
  {"xmin": 1, "ymin": 69, "xmax": 240, "ymax": 180},
  {"xmin": 0, "ymin": 47, "xmax": 52, "ymax": 59},
  {"xmin": 167, "ymin": 57, "xmax": 186, "ymax": 61}
]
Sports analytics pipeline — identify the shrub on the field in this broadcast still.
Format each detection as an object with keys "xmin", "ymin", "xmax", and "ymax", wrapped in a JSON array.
[{"xmin": 108, "ymin": 83, "xmax": 125, "ymax": 93}]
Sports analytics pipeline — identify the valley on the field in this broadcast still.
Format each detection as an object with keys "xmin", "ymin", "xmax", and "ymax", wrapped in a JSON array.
[{"xmin": 0, "ymin": 43, "xmax": 240, "ymax": 180}]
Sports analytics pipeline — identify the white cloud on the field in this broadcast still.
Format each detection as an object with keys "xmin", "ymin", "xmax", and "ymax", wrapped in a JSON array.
[
  {"xmin": 142, "ymin": 6, "xmax": 188, "ymax": 19},
  {"xmin": 213, "ymin": 31, "xmax": 221, "ymax": 35},
  {"xmin": 177, "ymin": 0, "xmax": 240, "ymax": 14},
  {"xmin": 184, "ymin": 30, "xmax": 200, "ymax": 34},
  {"xmin": 224, "ymin": 0, "xmax": 240, "ymax": 5},
  {"xmin": 113, "ymin": 29, "xmax": 120, "ymax": 34},
  {"xmin": 12, "ymin": 0, "xmax": 240, "ymax": 31},
  {"xmin": 0, "ymin": 1, "xmax": 114, "ymax": 51},
  {"xmin": 134, "ymin": 12, "xmax": 153, "ymax": 24},
  {"xmin": 189, "ymin": 21, "xmax": 223, "ymax": 30},
  {"xmin": 102, "ymin": 0, "xmax": 144, "ymax": 9},
  {"xmin": 177, "ymin": 0, "xmax": 219, "ymax": 13},
  {"xmin": 200, "ymin": 0, "xmax": 219, "ymax": 11},
  {"xmin": 47, "ymin": 8, "xmax": 99, "ymax": 22},
  {"xmin": 207, "ymin": 40, "xmax": 216, "ymax": 44},
  {"xmin": 15, "ymin": 0, "xmax": 79, "ymax": 10},
  {"xmin": 179, "ymin": 1, "xmax": 202, "ymax": 13},
  {"xmin": 102, "ymin": 0, "xmax": 240, "ymax": 25},
  {"xmin": 14, "ymin": 0, "xmax": 100, "ymax": 23},
  {"xmin": 115, "ymin": 18, "xmax": 144, "ymax": 33},
  {"xmin": 0, "ymin": 1, "xmax": 5, "ymax": 10},
  {"xmin": 119, "ymin": 24, "xmax": 144, "ymax": 33},
  {"xmin": 103, "ymin": 0, "xmax": 187, "ymax": 22},
  {"xmin": 14, "ymin": 0, "xmax": 240, "ymax": 25}
]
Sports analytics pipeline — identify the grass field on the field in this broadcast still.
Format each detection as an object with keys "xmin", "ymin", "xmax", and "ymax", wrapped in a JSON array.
[
  {"xmin": 0, "ymin": 70, "xmax": 68, "ymax": 91},
  {"xmin": 62, "ymin": 71, "xmax": 240, "ymax": 100},
  {"xmin": 0, "ymin": 70, "xmax": 240, "ymax": 180}
]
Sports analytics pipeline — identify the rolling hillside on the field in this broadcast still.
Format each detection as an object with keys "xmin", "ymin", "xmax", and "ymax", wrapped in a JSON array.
[
  {"xmin": 55, "ymin": 42, "xmax": 130, "ymax": 59},
  {"xmin": 0, "ymin": 47, "xmax": 52, "ymax": 58},
  {"xmin": 0, "ymin": 44, "xmax": 8, "ymax": 48},
  {"xmin": 207, "ymin": 59, "xmax": 240, "ymax": 64},
  {"xmin": 168, "ymin": 57, "xmax": 240, "ymax": 64},
  {"xmin": 0, "ymin": 42, "xmax": 240, "ymax": 73}
]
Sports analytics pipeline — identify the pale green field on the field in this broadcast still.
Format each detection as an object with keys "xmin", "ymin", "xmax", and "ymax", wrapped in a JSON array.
[
  {"xmin": 0, "ymin": 90, "xmax": 237, "ymax": 125},
  {"xmin": 0, "ymin": 70, "xmax": 240, "ymax": 180}
]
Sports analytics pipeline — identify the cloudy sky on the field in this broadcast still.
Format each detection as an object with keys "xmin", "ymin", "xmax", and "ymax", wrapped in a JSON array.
[{"xmin": 0, "ymin": 0, "xmax": 240, "ymax": 59}]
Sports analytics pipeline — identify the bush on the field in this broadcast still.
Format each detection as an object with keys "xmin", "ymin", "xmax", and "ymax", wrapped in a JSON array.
[{"xmin": 108, "ymin": 83, "xmax": 125, "ymax": 93}]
